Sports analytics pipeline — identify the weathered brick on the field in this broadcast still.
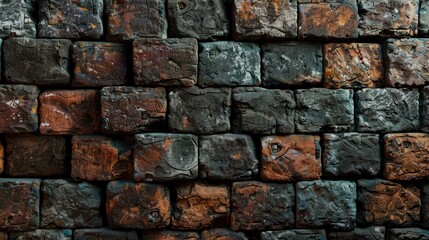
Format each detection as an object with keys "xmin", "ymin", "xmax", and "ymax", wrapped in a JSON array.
[
  {"xmin": 0, "ymin": 179, "xmax": 40, "ymax": 231},
  {"xmin": 358, "ymin": 0, "xmax": 419, "ymax": 37},
  {"xmin": 262, "ymin": 42, "xmax": 323, "ymax": 87},
  {"xmin": 0, "ymin": 85, "xmax": 39, "ymax": 133},
  {"xmin": 324, "ymin": 43, "xmax": 383, "ymax": 88},
  {"xmin": 3, "ymin": 37, "xmax": 71, "ymax": 86},
  {"xmin": 74, "ymin": 228, "xmax": 138, "ymax": 240},
  {"xmin": 142, "ymin": 230, "xmax": 199, "ymax": 240},
  {"xmin": 386, "ymin": 228, "xmax": 429, "ymax": 239},
  {"xmin": 38, "ymin": 0, "xmax": 103, "ymax": 39},
  {"xmin": 420, "ymin": 0, "xmax": 429, "ymax": 35},
  {"xmin": 199, "ymin": 134, "xmax": 258, "ymax": 180},
  {"xmin": 232, "ymin": 0, "xmax": 297, "ymax": 40},
  {"xmin": 356, "ymin": 88, "xmax": 419, "ymax": 132},
  {"xmin": 101, "ymin": 87, "xmax": 167, "ymax": 134},
  {"xmin": 41, "ymin": 179, "xmax": 102, "ymax": 228},
  {"xmin": 134, "ymin": 133, "xmax": 198, "ymax": 181},
  {"xmin": 0, "ymin": 140, "xmax": 3, "ymax": 175},
  {"xmin": 39, "ymin": 90, "xmax": 100, "ymax": 135},
  {"xmin": 296, "ymin": 180, "xmax": 356, "ymax": 230},
  {"xmin": 6, "ymin": 135, "xmax": 67, "ymax": 177},
  {"xmin": 133, "ymin": 38, "xmax": 198, "ymax": 86},
  {"xmin": 422, "ymin": 86, "xmax": 429, "ymax": 132},
  {"xmin": 202, "ymin": 228, "xmax": 248, "ymax": 240},
  {"xmin": 323, "ymin": 133, "xmax": 381, "ymax": 177},
  {"xmin": 9, "ymin": 229, "xmax": 72, "ymax": 240},
  {"xmin": 105, "ymin": 0, "xmax": 167, "ymax": 40},
  {"xmin": 167, "ymin": 0, "xmax": 229, "ymax": 40},
  {"xmin": 261, "ymin": 135, "xmax": 321, "ymax": 181},
  {"xmin": 422, "ymin": 185, "xmax": 429, "ymax": 229},
  {"xmin": 199, "ymin": 42, "xmax": 260, "ymax": 87},
  {"xmin": 232, "ymin": 87, "xmax": 295, "ymax": 134},
  {"xmin": 172, "ymin": 183, "xmax": 229, "ymax": 229},
  {"xmin": 231, "ymin": 181, "xmax": 294, "ymax": 230},
  {"xmin": 328, "ymin": 227, "xmax": 385, "ymax": 239},
  {"xmin": 298, "ymin": 0, "xmax": 359, "ymax": 39},
  {"xmin": 261, "ymin": 229, "xmax": 327, "ymax": 240},
  {"xmin": 0, "ymin": 0, "xmax": 37, "ymax": 38},
  {"xmin": 295, "ymin": 88, "xmax": 354, "ymax": 132},
  {"xmin": 106, "ymin": 181, "xmax": 170, "ymax": 229},
  {"xmin": 168, "ymin": 87, "xmax": 231, "ymax": 134},
  {"xmin": 357, "ymin": 179, "xmax": 420, "ymax": 226},
  {"xmin": 72, "ymin": 42, "xmax": 127, "ymax": 87}
]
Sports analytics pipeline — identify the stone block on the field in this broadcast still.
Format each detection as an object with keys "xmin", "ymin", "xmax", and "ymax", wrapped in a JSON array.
[
  {"xmin": 9, "ymin": 229, "xmax": 72, "ymax": 240},
  {"xmin": 0, "ymin": 0, "xmax": 37, "ymax": 38},
  {"xmin": 386, "ymin": 228, "xmax": 429, "ymax": 239},
  {"xmin": 133, "ymin": 38, "xmax": 198, "ymax": 86},
  {"xmin": 421, "ymin": 86, "xmax": 429, "ymax": 132},
  {"xmin": 420, "ymin": 0, "xmax": 429, "ymax": 35},
  {"xmin": 422, "ymin": 185, "xmax": 429, "ymax": 229},
  {"xmin": 231, "ymin": 181, "xmax": 294, "ymax": 230},
  {"xmin": 74, "ymin": 228, "xmax": 138, "ymax": 240},
  {"xmin": 261, "ymin": 230, "xmax": 327, "ymax": 240},
  {"xmin": 328, "ymin": 227, "xmax": 385, "ymax": 240},
  {"xmin": 202, "ymin": 228, "xmax": 248, "ymax": 240},
  {"xmin": 142, "ymin": 230, "xmax": 199, "ymax": 240}
]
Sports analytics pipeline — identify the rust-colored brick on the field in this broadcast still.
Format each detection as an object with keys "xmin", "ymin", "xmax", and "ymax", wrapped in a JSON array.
[
  {"xmin": 142, "ymin": 230, "xmax": 199, "ymax": 240},
  {"xmin": 39, "ymin": 90, "xmax": 100, "ymax": 135},
  {"xmin": 201, "ymin": 228, "xmax": 248, "ymax": 240}
]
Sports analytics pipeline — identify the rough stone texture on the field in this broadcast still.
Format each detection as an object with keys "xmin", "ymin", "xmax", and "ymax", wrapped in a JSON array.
[
  {"xmin": 74, "ymin": 228, "xmax": 138, "ymax": 240},
  {"xmin": 420, "ymin": 0, "xmax": 429, "ymax": 35},
  {"xmin": 0, "ymin": 0, "xmax": 37, "ymax": 38},
  {"xmin": 231, "ymin": 181, "xmax": 294, "ymax": 231},
  {"xmin": 9, "ymin": 229, "xmax": 72, "ymax": 240},
  {"xmin": 260, "ymin": 135, "xmax": 322, "ymax": 181},
  {"xmin": 357, "ymin": 179, "xmax": 421, "ymax": 226},
  {"xmin": 386, "ymin": 228, "xmax": 429, "ymax": 239},
  {"xmin": 232, "ymin": 0, "xmax": 297, "ymax": 40},
  {"xmin": 38, "ymin": 0, "xmax": 103, "ymax": 39},
  {"xmin": 296, "ymin": 180, "xmax": 356, "ymax": 230},
  {"xmin": 232, "ymin": 87, "xmax": 295, "ymax": 134},
  {"xmin": 298, "ymin": 0, "xmax": 359, "ymax": 39},
  {"xmin": 199, "ymin": 42, "xmax": 261, "ymax": 87},
  {"xmin": 423, "ymin": 185, "xmax": 429, "ymax": 229},
  {"xmin": 142, "ymin": 230, "xmax": 199, "ymax": 240},
  {"xmin": 101, "ymin": 87, "xmax": 167, "ymax": 134},
  {"xmin": 167, "ymin": 0, "xmax": 229, "ymax": 40},
  {"xmin": 41, "ymin": 179, "xmax": 102, "ymax": 228},
  {"xmin": 6, "ymin": 135, "xmax": 67, "ymax": 177},
  {"xmin": 421, "ymin": 86, "xmax": 429, "ymax": 132},
  {"xmin": 3, "ymin": 37, "xmax": 71, "ymax": 86},
  {"xmin": 199, "ymin": 134, "xmax": 258, "ymax": 180},
  {"xmin": 0, "ymin": 85, "xmax": 39, "ymax": 133},
  {"xmin": 356, "ymin": 88, "xmax": 419, "ymax": 132},
  {"xmin": 106, "ymin": 181, "xmax": 170, "ymax": 229},
  {"xmin": 39, "ymin": 90, "xmax": 100, "ymax": 135},
  {"xmin": 168, "ymin": 87, "xmax": 231, "ymax": 134},
  {"xmin": 262, "ymin": 42, "xmax": 323, "ymax": 87},
  {"xmin": 261, "ymin": 229, "xmax": 327, "ymax": 240},
  {"xmin": 323, "ymin": 133, "xmax": 381, "ymax": 177},
  {"xmin": 328, "ymin": 227, "xmax": 385, "ymax": 240},
  {"xmin": 72, "ymin": 41, "xmax": 127, "ymax": 87},
  {"xmin": 0, "ymin": 179, "xmax": 40, "ymax": 231},
  {"xmin": 295, "ymin": 88, "xmax": 354, "ymax": 132},
  {"xmin": 133, "ymin": 38, "xmax": 198, "ymax": 86},
  {"xmin": 105, "ymin": 0, "xmax": 167, "ymax": 40},
  {"xmin": 201, "ymin": 228, "xmax": 248, "ymax": 240},
  {"xmin": 134, "ymin": 133, "xmax": 198, "ymax": 181},
  {"xmin": 324, "ymin": 43, "xmax": 384, "ymax": 88},
  {"xmin": 384, "ymin": 38, "xmax": 429, "ymax": 87},
  {"xmin": 358, "ymin": 0, "xmax": 419, "ymax": 37},
  {"xmin": 172, "ymin": 183, "xmax": 230, "ymax": 230}
]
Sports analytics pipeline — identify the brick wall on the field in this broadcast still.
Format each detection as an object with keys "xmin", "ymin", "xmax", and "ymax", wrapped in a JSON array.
[{"xmin": 0, "ymin": 0, "xmax": 428, "ymax": 239}]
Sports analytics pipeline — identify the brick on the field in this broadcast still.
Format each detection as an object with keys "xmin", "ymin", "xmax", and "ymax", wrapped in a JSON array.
[
  {"xmin": 422, "ymin": 86, "xmax": 429, "ymax": 132},
  {"xmin": 0, "ymin": 0, "xmax": 37, "ymax": 38},
  {"xmin": 324, "ymin": 43, "xmax": 383, "ymax": 88},
  {"xmin": 101, "ymin": 87, "xmax": 167, "ymax": 134},
  {"xmin": 172, "ymin": 183, "xmax": 229, "ymax": 229},
  {"xmin": 133, "ymin": 38, "xmax": 198, "ymax": 86},
  {"xmin": 106, "ymin": 181, "xmax": 170, "ymax": 229},
  {"xmin": 296, "ymin": 180, "xmax": 356, "ymax": 230},
  {"xmin": 134, "ymin": 133, "xmax": 198, "ymax": 181},
  {"xmin": 356, "ymin": 88, "xmax": 419, "ymax": 132},
  {"xmin": 420, "ymin": 0, "xmax": 429, "ymax": 35},
  {"xmin": 39, "ymin": 90, "xmax": 100, "ymax": 135},
  {"xmin": 168, "ymin": 87, "xmax": 231, "ymax": 134},
  {"xmin": 422, "ymin": 185, "xmax": 429, "ymax": 228},
  {"xmin": 232, "ymin": 87, "xmax": 295, "ymax": 134},
  {"xmin": 142, "ymin": 230, "xmax": 199, "ymax": 240},
  {"xmin": 105, "ymin": 0, "xmax": 167, "ymax": 40},
  {"xmin": 167, "ymin": 0, "xmax": 229, "ymax": 40},
  {"xmin": 261, "ymin": 230, "xmax": 327, "ymax": 240},
  {"xmin": 358, "ymin": 0, "xmax": 419, "ymax": 37},
  {"xmin": 231, "ymin": 181, "xmax": 294, "ymax": 230},
  {"xmin": 3, "ymin": 37, "xmax": 71, "ymax": 86},
  {"xmin": 0, "ymin": 85, "xmax": 39, "ymax": 133},
  {"xmin": 72, "ymin": 42, "xmax": 127, "ymax": 87},
  {"xmin": 198, "ymin": 42, "xmax": 261, "ymax": 87},
  {"xmin": 232, "ymin": 0, "xmax": 297, "ymax": 40},
  {"xmin": 386, "ymin": 228, "xmax": 429, "ymax": 239},
  {"xmin": 199, "ymin": 134, "xmax": 258, "ymax": 180},
  {"xmin": 201, "ymin": 228, "xmax": 248, "ymax": 240},
  {"xmin": 295, "ymin": 88, "xmax": 354, "ymax": 132},
  {"xmin": 357, "ymin": 179, "xmax": 420, "ymax": 226},
  {"xmin": 9, "ymin": 229, "xmax": 72, "ymax": 240},
  {"xmin": 261, "ymin": 135, "xmax": 321, "ymax": 181},
  {"xmin": 74, "ymin": 228, "xmax": 138, "ymax": 240},
  {"xmin": 298, "ymin": 0, "xmax": 359, "ymax": 39},
  {"xmin": 385, "ymin": 38, "xmax": 429, "ymax": 87},
  {"xmin": 0, "ymin": 140, "xmax": 3, "ymax": 175},
  {"xmin": 38, "ymin": 0, "xmax": 103, "ymax": 39},
  {"xmin": 6, "ymin": 135, "xmax": 67, "ymax": 177},
  {"xmin": 0, "ymin": 179, "xmax": 40, "ymax": 231},
  {"xmin": 323, "ymin": 133, "xmax": 381, "ymax": 177},
  {"xmin": 262, "ymin": 42, "xmax": 322, "ymax": 86},
  {"xmin": 328, "ymin": 227, "xmax": 385, "ymax": 240}
]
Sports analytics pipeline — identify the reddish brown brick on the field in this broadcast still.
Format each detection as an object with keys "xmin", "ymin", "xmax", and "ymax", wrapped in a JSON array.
[
  {"xmin": 9, "ymin": 229, "xmax": 72, "ymax": 240},
  {"xmin": 201, "ymin": 228, "xmax": 248, "ymax": 240},
  {"xmin": 0, "ymin": 233, "xmax": 6, "ymax": 240},
  {"xmin": 142, "ymin": 230, "xmax": 199, "ymax": 240},
  {"xmin": 74, "ymin": 228, "xmax": 138, "ymax": 240},
  {"xmin": 39, "ymin": 90, "xmax": 100, "ymax": 135}
]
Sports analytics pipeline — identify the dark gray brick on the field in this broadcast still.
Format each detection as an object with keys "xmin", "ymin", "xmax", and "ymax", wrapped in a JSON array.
[
  {"xmin": 261, "ymin": 229, "xmax": 326, "ymax": 240},
  {"xmin": 328, "ymin": 227, "xmax": 385, "ymax": 240}
]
